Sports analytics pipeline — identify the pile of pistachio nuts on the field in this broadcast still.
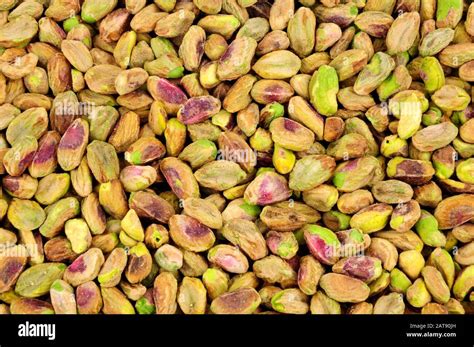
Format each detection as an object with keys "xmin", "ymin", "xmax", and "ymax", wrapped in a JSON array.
[{"xmin": 0, "ymin": 0, "xmax": 473, "ymax": 315}]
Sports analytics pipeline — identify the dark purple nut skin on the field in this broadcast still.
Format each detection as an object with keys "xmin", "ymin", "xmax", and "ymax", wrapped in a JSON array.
[
  {"xmin": 178, "ymin": 96, "xmax": 221, "ymax": 125},
  {"xmin": 332, "ymin": 256, "xmax": 383, "ymax": 282},
  {"xmin": 129, "ymin": 191, "xmax": 175, "ymax": 224}
]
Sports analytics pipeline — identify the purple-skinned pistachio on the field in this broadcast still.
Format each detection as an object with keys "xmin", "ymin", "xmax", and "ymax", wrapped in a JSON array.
[
  {"xmin": 208, "ymin": 244, "xmax": 249, "ymax": 274},
  {"xmin": 217, "ymin": 36, "xmax": 257, "ymax": 81},
  {"xmin": 2, "ymin": 0, "xmax": 474, "ymax": 317},
  {"xmin": 251, "ymin": 79, "xmax": 294, "ymax": 104},
  {"xmin": 147, "ymin": 76, "xmax": 188, "ymax": 115},
  {"xmin": 434, "ymin": 194, "xmax": 474, "ymax": 230},
  {"xmin": 332, "ymin": 256, "xmax": 383, "ymax": 283},
  {"xmin": 169, "ymin": 214, "xmax": 216, "ymax": 252},
  {"xmin": 178, "ymin": 25, "xmax": 206, "ymax": 72},
  {"xmin": 0, "ymin": 245, "xmax": 28, "ymax": 293},
  {"xmin": 160, "ymin": 157, "xmax": 200, "ymax": 199},
  {"xmin": 386, "ymin": 157, "xmax": 435, "ymax": 185},
  {"xmin": 177, "ymin": 96, "xmax": 221, "ymax": 125},
  {"xmin": 269, "ymin": 117, "xmax": 315, "ymax": 152},
  {"xmin": 125, "ymin": 242, "xmax": 152, "ymax": 284},
  {"xmin": 10, "ymin": 298, "xmax": 54, "ymax": 314},
  {"xmin": 3, "ymin": 135, "xmax": 38, "ymax": 177},
  {"xmin": 2, "ymin": 174, "xmax": 38, "ymax": 199},
  {"xmin": 76, "ymin": 281, "xmax": 103, "ymax": 314},
  {"xmin": 124, "ymin": 137, "xmax": 166, "ymax": 165},
  {"xmin": 314, "ymin": 4, "xmax": 359, "ymax": 29},
  {"xmin": 154, "ymin": 244, "xmax": 183, "ymax": 272},
  {"xmin": 129, "ymin": 190, "xmax": 175, "ymax": 224},
  {"xmin": 244, "ymin": 171, "xmax": 291, "ymax": 206},
  {"xmin": 332, "ymin": 156, "xmax": 379, "ymax": 192},
  {"xmin": 119, "ymin": 165, "xmax": 157, "ymax": 192},
  {"xmin": 57, "ymin": 118, "xmax": 89, "ymax": 171},
  {"xmin": 63, "ymin": 248, "xmax": 105, "ymax": 287},
  {"xmin": 28, "ymin": 131, "xmax": 61, "ymax": 178},
  {"xmin": 390, "ymin": 200, "xmax": 421, "ymax": 232},
  {"xmin": 218, "ymin": 131, "xmax": 257, "ymax": 173},
  {"xmin": 135, "ymin": 288, "xmax": 156, "ymax": 315},
  {"xmin": 303, "ymin": 224, "xmax": 341, "ymax": 265},
  {"xmin": 336, "ymin": 228, "xmax": 371, "ymax": 257}
]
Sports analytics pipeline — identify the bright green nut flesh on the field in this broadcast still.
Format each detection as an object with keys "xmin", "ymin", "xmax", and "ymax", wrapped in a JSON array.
[{"xmin": 309, "ymin": 65, "xmax": 339, "ymax": 116}]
